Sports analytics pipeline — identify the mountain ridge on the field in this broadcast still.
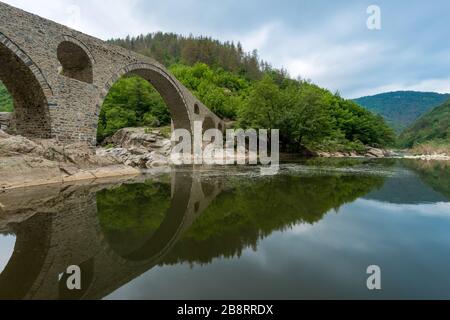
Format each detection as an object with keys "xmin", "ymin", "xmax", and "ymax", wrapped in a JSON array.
[{"xmin": 353, "ymin": 91, "xmax": 450, "ymax": 132}]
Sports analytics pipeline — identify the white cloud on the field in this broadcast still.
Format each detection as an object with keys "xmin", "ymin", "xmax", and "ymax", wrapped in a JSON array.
[
  {"xmin": 4, "ymin": 0, "xmax": 450, "ymax": 98},
  {"xmin": 356, "ymin": 199, "xmax": 450, "ymax": 219},
  {"xmin": 3, "ymin": 0, "xmax": 160, "ymax": 39}
]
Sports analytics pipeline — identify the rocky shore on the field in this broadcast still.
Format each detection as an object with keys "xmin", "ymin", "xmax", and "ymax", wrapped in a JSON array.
[
  {"xmin": 316, "ymin": 147, "xmax": 397, "ymax": 159},
  {"xmin": 1, "ymin": 127, "xmax": 448, "ymax": 190},
  {"xmin": 0, "ymin": 128, "xmax": 172, "ymax": 190}
]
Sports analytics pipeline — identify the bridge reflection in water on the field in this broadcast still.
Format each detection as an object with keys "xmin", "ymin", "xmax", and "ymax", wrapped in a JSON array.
[
  {"xmin": 0, "ymin": 160, "xmax": 401, "ymax": 300},
  {"xmin": 0, "ymin": 168, "xmax": 223, "ymax": 300}
]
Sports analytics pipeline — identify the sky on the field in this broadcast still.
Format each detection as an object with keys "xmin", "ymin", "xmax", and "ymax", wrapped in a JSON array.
[{"xmin": 3, "ymin": 0, "xmax": 450, "ymax": 98}]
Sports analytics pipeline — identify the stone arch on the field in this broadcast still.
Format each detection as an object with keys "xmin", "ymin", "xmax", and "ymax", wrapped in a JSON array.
[
  {"xmin": 0, "ymin": 32, "xmax": 52, "ymax": 138},
  {"xmin": 99, "ymin": 63, "xmax": 192, "ymax": 136},
  {"xmin": 57, "ymin": 37, "xmax": 94, "ymax": 84}
]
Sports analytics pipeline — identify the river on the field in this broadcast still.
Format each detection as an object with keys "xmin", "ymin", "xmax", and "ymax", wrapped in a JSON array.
[{"xmin": 0, "ymin": 158, "xmax": 450, "ymax": 299}]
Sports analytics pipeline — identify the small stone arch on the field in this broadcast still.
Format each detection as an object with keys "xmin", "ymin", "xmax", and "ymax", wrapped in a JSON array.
[
  {"xmin": 57, "ymin": 42, "xmax": 93, "ymax": 84},
  {"xmin": 0, "ymin": 32, "xmax": 52, "ymax": 138},
  {"xmin": 194, "ymin": 103, "xmax": 200, "ymax": 114},
  {"xmin": 99, "ymin": 63, "xmax": 192, "ymax": 137},
  {"xmin": 57, "ymin": 36, "xmax": 94, "ymax": 84},
  {"xmin": 202, "ymin": 116, "xmax": 216, "ymax": 134}
]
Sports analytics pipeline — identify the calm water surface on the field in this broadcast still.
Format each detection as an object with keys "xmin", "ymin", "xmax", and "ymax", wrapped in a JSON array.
[{"xmin": 1, "ymin": 158, "xmax": 450, "ymax": 299}]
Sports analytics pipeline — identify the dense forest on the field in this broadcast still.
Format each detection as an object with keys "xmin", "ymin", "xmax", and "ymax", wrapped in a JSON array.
[
  {"xmin": 102, "ymin": 33, "xmax": 395, "ymax": 152},
  {"xmin": 354, "ymin": 91, "xmax": 450, "ymax": 133},
  {"xmin": 108, "ymin": 32, "xmax": 265, "ymax": 81}
]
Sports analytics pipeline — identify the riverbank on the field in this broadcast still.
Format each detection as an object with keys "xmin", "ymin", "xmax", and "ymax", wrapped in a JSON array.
[
  {"xmin": 1, "ymin": 128, "xmax": 449, "ymax": 190},
  {"xmin": 0, "ymin": 129, "xmax": 169, "ymax": 190}
]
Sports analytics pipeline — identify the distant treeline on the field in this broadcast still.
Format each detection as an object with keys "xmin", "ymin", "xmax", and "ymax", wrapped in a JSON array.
[{"xmin": 108, "ymin": 32, "xmax": 274, "ymax": 81}]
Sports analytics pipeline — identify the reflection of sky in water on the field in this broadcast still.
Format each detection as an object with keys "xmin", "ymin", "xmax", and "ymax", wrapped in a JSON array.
[
  {"xmin": 106, "ymin": 199, "xmax": 450, "ymax": 300},
  {"xmin": 0, "ymin": 235, "xmax": 15, "ymax": 273}
]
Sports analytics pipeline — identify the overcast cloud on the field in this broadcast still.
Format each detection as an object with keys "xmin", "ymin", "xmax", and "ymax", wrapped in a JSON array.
[{"xmin": 3, "ymin": 0, "xmax": 450, "ymax": 98}]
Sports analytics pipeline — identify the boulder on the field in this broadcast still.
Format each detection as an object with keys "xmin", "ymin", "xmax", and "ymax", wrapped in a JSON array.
[
  {"xmin": 365, "ymin": 147, "xmax": 385, "ymax": 158},
  {"xmin": 0, "ymin": 133, "xmax": 44, "ymax": 156},
  {"xmin": 105, "ymin": 127, "xmax": 171, "ymax": 154},
  {"xmin": 97, "ymin": 127, "xmax": 172, "ymax": 169}
]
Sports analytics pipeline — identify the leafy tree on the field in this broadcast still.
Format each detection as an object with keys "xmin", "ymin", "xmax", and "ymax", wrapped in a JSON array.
[
  {"xmin": 170, "ymin": 63, "xmax": 249, "ymax": 119},
  {"xmin": 0, "ymin": 81, "xmax": 13, "ymax": 112},
  {"xmin": 97, "ymin": 76, "xmax": 170, "ymax": 142}
]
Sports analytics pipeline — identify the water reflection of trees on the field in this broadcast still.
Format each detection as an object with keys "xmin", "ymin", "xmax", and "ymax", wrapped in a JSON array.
[
  {"xmin": 404, "ymin": 160, "xmax": 450, "ymax": 200},
  {"xmin": 161, "ymin": 173, "xmax": 385, "ymax": 265},
  {"xmin": 95, "ymin": 169, "xmax": 385, "ymax": 267},
  {"xmin": 97, "ymin": 179, "xmax": 172, "ymax": 257}
]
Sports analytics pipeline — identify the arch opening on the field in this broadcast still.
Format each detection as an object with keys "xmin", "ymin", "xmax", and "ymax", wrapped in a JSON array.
[
  {"xmin": 97, "ymin": 75, "xmax": 172, "ymax": 144},
  {"xmin": 0, "ymin": 42, "xmax": 51, "ymax": 138},
  {"xmin": 57, "ymin": 41, "xmax": 93, "ymax": 84},
  {"xmin": 96, "ymin": 177, "xmax": 175, "ymax": 261},
  {"xmin": 98, "ymin": 67, "xmax": 192, "ymax": 145},
  {"xmin": 202, "ymin": 116, "xmax": 216, "ymax": 134}
]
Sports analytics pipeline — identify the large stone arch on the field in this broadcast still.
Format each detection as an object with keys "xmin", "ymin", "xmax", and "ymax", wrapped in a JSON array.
[
  {"xmin": 98, "ymin": 63, "xmax": 192, "ymax": 136},
  {"xmin": 0, "ymin": 32, "xmax": 53, "ymax": 139}
]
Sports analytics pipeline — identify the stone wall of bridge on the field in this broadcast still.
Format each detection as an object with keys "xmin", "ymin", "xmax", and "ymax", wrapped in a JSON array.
[{"xmin": 0, "ymin": 2, "xmax": 224, "ymax": 145}]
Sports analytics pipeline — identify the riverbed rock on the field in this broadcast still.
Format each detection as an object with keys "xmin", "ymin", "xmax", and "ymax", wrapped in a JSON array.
[
  {"xmin": 105, "ymin": 127, "xmax": 172, "ymax": 156},
  {"xmin": 0, "ymin": 132, "xmax": 44, "ymax": 156},
  {"xmin": 98, "ymin": 127, "xmax": 172, "ymax": 168},
  {"xmin": 0, "ymin": 131, "xmax": 136, "ymax": 190},
  {"xmin": 365, "ymin": 147, "xmax": 386, "ymax": 158}
]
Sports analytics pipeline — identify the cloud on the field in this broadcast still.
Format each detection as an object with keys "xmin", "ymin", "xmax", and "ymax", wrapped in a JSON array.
[
  {"xmin": 3, "ymin": 0, "xmax": 160, "ymax": 39},
  {"xmin": 3, "ymin": 0, "xmax": 450, "ymax": 98}
]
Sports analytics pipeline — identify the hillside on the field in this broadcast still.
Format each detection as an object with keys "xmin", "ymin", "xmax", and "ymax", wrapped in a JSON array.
[
  {"xmin": 0, "ymin": 82, "xmax": 13, "ymax": 112},
  {"xmin": 399, "ymin": 98, "xmax": 450, "ymax": 148},
  {"xmin": 108, "ymin": 32, "xmax": 265, "ymax": 81},
  {"xmin": 0, "ymin": 33, "xmax": 395, "ymax": 153},
  {"xmin": 354, "ymin": 91, "xmax": 450, "ymax": 132}
]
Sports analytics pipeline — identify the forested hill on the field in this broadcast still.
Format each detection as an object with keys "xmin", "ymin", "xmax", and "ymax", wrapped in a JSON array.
[
  {"xmin": 399, "ymin": 99, "xmax": 450, "ymax": 148},
  {"xmin": 103, "ymin": 32, "xmax": 395, "ymax": 152},
  {"xmin": 2, "ymin": 32, "xmax": 396, "ymax": 153},
  {"xmin": 108, "ymin": 32, "xmax": 268, "ymax": 81},
  {"xmin": 354, "ymin": 91, "xmax": 450, "ymax": 132}
]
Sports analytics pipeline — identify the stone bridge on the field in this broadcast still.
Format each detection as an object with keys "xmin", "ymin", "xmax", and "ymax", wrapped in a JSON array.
[
  {"xmin": 0, "ymin": 168, "xmax": 224, "ymax": 299},
  {"xmin": 0, "ymin": 2, "xmax": 224, "ymax": 145}
]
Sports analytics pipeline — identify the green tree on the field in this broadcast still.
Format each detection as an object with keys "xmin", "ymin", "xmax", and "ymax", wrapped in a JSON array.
[
  {"xmin": 0, "ymin": 81, "xmax": 13, "ymax": 112},
  {"xmin": 97, "ymin": 76, "xmax": 170, "ymax": 142}
]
